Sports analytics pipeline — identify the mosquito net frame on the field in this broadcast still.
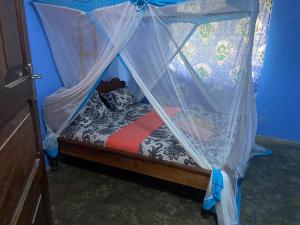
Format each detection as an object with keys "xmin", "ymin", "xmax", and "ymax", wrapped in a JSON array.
[{"xmin": 35, "ymin": 0, "xmax": 262, "ymax": 224}]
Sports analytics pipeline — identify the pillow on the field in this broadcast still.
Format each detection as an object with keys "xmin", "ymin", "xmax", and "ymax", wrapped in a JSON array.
[
  {"xmin": 82, "ymin": 91, "xmax": 109, "ymax": 119},
  {"xmin": 101, "ymin": 87, "xmax": 138, "ymax": 111}
]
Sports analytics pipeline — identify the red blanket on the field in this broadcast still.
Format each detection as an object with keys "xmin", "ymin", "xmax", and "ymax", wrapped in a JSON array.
[{"xmin": 106, "ymin": 107, "xmax": 180, "ymax": 153}]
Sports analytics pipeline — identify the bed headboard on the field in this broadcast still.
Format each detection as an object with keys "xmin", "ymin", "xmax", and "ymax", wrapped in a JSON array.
[{"xmin": 97, "ymin": 77, "xmax": 126, "ymax": 93}]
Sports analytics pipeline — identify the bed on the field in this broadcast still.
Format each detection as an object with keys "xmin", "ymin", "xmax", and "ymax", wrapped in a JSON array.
[{"xmin": 58, "ymin": 78, "xmax": 211, "ymax": 190}]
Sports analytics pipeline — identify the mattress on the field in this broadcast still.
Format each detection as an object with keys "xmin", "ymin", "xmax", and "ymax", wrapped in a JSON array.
[
  {"xmin": 61, "ymin": 97, "xmax": 237, "ymax": 169},
  {"xmin": 61, "ymin": 103, "xmax": 199, "ymax": 167}
]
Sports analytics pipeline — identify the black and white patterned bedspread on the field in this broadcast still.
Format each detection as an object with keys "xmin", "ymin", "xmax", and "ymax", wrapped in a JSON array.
[{"xmin": 61, "ymin": 103, "xmax": 199, "ymax": 168}]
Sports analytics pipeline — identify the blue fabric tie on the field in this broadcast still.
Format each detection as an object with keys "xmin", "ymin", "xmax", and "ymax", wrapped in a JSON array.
[{"xmin": 203, "ymin": 168, "xmax": 224, "ymax": 210}]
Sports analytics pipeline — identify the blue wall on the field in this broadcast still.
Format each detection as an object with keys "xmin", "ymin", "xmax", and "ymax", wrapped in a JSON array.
[
  {"xmin": 256, "ymin": 0, "xmax": 300, "ymax": 142},
  {"xmin": 24, "ymin": 0, "xmax": 300, "ymax": 143},
  {"xmin": 24, "ymin": 0, "xmax": 62, "ymax": 138}
]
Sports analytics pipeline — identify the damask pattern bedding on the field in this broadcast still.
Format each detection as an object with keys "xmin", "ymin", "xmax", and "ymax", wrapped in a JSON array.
[
  {"xmin": 61, "ymin": 102, "xmax": 199, "ymax": 167},
  {"xmin": 61, "ymin": 92, "xmax": 236, "ymax": 168}
]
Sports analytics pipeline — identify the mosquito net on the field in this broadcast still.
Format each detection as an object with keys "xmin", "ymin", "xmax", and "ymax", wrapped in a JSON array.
[{"xmin": 34, "ymin": 0, "xmax": 260, "ymax": 224}]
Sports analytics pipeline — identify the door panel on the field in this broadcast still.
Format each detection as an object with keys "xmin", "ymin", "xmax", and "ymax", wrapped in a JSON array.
[
  {"xmin": 0, "ymin": 78, "xmax": 32, "ymax": 127},
  {"xmin": 0, "ymin": 103, "xmax": 30, "ymax": 146},
  {"xmin": 0, "ymin": 0, "xmax": 27, "ymax": 85},
  {"xmin": 0, "ymin": 0, "xmax": 23, "ymax": 71},
  {"xmin": 0, "ymin": 0, "xmax": 53, "ymax": 224},
  {"xmin": 0, "ymin": 0, "xmax": 33, "ymax": 128},
  {"xmin": 14, "ymin": 159, "xmax": 42, "ymax": 225},
  {"xmin": 0, "ymin": 111, "xmax": 37, "ymax": 225}
]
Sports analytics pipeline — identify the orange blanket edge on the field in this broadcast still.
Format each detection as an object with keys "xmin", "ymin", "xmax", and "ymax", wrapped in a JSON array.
[{"xmin": 105, "ymin": 107, "xmax": 180, "ymax": 153}]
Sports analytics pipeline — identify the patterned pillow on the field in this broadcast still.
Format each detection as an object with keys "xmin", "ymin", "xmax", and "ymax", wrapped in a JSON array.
[
  {"xmin": 82, "ymin": 91, "xmax": 109, "ymax": 119},
  {"xmin": 101, "ymin": 87, "xmax": 138, "ymax": 111}
]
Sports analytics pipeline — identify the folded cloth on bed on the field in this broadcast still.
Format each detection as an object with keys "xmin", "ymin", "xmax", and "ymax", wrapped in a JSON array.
[
  {"xmin": 176, "ymin": 117, "xmax": 214, "ymax": 142},
  {"xmin": 106, "ymin": 107, "xmax": 180, "ymax": 153}
]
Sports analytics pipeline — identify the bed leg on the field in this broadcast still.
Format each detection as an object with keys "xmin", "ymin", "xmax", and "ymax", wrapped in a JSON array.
[{"xmin": 49, "ymin": 157, "xmax": 59, "ymax": 171}]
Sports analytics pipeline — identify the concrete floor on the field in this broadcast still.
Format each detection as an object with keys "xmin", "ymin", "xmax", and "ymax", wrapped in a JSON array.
[{"xmin": 48, "ymin": 142, "xmax": 300, "ymax": 225}]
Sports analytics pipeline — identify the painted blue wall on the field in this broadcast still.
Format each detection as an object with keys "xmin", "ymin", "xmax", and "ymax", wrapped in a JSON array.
[
  {"xmin": 256, "ymin": 0, "xmax": 300, "ymax": 142},
  {"xmin": 24, "ymin": 0, "xmax": 300, "ymax": 143},
  {"xmin": 24, "ymin": 0, "xmax": 62, "ymax": 139}
]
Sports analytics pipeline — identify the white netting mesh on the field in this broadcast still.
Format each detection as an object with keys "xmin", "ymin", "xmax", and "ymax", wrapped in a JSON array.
[{"xmin": 35, "ymin": 1, "xmax": 259, "ymax": 224}]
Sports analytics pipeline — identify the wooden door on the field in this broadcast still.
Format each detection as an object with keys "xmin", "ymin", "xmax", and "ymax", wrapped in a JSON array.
[{"xmin": 0, "ymin": 0, "xmax": 53, "ymax": 225}]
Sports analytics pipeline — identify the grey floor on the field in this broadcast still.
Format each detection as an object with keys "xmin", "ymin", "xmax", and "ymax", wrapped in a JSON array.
[{"xmin": 48, "ymin": 142, "xmax": 300, "ymax": 225}]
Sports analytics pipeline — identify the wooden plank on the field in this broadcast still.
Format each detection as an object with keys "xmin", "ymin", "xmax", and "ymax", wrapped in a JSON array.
[
  {"xmin": 11, "ymin": 159, "xmax": 41, "ymax": 225},
  {"xmin": 0, "ymin": 113, "xmax": 37, "ymax": 225},
  {"xmin": 58, "ymin": 138, "xmax": 211, "ymax": 190}
]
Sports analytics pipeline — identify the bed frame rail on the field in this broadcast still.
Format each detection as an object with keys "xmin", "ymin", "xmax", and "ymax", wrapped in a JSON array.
[{"xmin": 58, "ymin": 137, "xmax": 211, "ymax": 190}]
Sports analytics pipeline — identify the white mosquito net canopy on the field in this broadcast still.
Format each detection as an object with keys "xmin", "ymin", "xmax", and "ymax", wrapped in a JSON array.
[{"xmin": 34, "ymin": 0, "xmax": 260, "ymax": 224}]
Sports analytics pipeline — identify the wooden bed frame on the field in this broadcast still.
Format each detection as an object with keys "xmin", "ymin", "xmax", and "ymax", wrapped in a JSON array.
[{"xmin": 57, "ymin": 78, "xmax": 211, "ymax": 190}]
